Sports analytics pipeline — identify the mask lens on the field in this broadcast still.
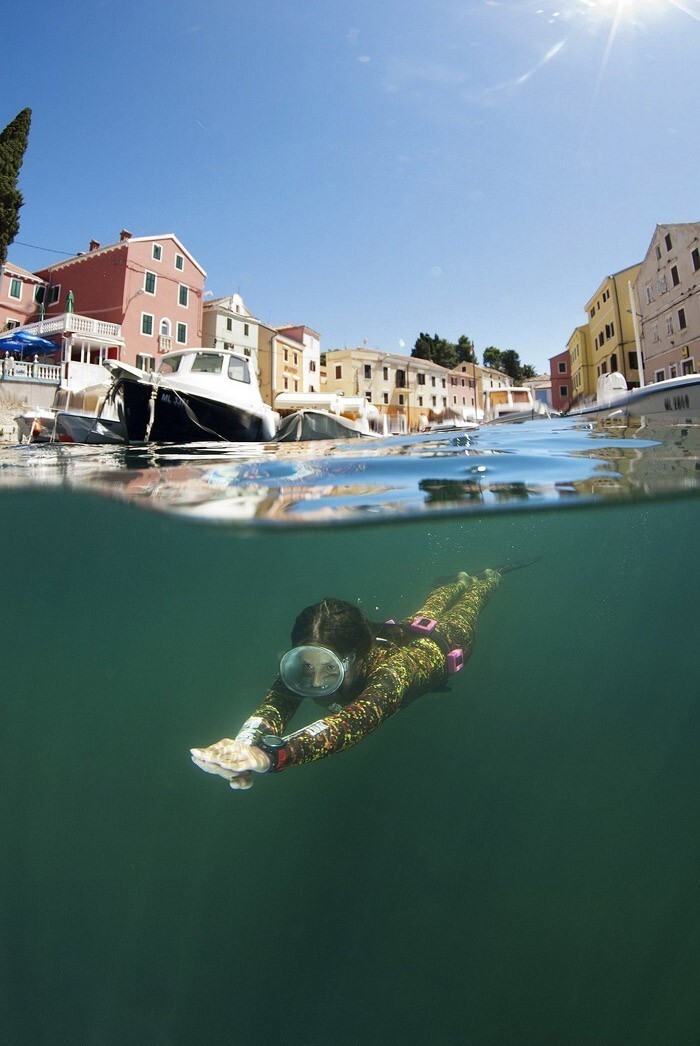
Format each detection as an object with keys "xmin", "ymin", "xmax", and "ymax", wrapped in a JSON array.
[{"xmin": 280, "ymin": 645, "xmax": 346, "ymax": 698}]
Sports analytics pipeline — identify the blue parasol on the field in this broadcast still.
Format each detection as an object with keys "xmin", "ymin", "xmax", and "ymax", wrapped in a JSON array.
[{"xmin": 0, "ymin": 329, "xmax": 59, "ymax": 356}]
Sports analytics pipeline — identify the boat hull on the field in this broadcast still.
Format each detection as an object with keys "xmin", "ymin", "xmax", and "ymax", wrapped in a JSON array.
[
  {"xmin": 568, "ymin": 374, "xmax": 700, "ymax": 420},
  {"xmin": 117, "ymin": 376, "xmax": 267, "ymax": 443}
]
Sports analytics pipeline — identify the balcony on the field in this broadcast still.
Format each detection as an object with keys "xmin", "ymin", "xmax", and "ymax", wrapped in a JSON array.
[{"xmin": 16, "ymin": 313, "xmax": 122, "ymax": 340}]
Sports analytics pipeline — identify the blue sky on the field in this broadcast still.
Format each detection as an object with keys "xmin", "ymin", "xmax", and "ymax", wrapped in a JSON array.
[{"xmin": 4, "ymin": 0, "xmax": 699, "ymax": 371}]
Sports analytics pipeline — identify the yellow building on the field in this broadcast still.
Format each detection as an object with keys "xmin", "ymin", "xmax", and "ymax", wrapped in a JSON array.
[
  {"xmin": 584, "ymin": 264, "xmax": 642, "ymax": 389},
  {"xmin": 257, "ymin": 324, "xmax": 305, "ymax": 406},
  {"xmin": 323, "ymin": 348, "xmax": 451, "ymax": 432},
  {"xmin": 567, "ymin": 324, "xmax": 592, "ymax": 405}
]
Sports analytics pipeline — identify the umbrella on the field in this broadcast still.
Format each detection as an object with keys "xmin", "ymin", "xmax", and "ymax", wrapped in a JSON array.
[
  {"xmin": 0, "ymin": 329, "xmax": 59, "ymax": 356},
  {"xmin": 65, "ymin": 290, "xmax": 75, "ymax": 313}
]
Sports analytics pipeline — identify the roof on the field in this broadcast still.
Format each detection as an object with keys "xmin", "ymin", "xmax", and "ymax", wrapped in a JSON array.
[
  {"xmin": 36, "ymin": 233, "xmax": 207, "ymax": 278},
  {"xmin": 4, "ymin": 262, "xmax": 44, "ymax": 284}
]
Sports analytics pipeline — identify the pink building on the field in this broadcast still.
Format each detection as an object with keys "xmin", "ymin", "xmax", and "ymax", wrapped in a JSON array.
[
  {"xmin": 1, "ymin": 263, "xmax": 46, "ymax": 331},
  {"xmin": 34, "ymin": 230, "xmax": 207, "ymax": 368},
  {"xmin": 549, "ymin": 350, "xmax": 572, "ymax": 413}
]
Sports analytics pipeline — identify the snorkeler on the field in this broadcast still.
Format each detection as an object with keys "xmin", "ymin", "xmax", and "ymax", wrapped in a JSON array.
[{"xmin": 191, "ymin": 564, "xmax": 531, "ymax": 790}]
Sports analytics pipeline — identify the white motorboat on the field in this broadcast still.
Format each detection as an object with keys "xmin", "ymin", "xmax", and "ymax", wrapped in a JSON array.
[
  {"xmin": 104, "ymin": 348, "xmax": 278, "ymax": 443},
  {"xmin": 567, "ymin": 372, "xmax": 700, "ymax": 420},
  {"xmin": 482, "ymin": 386, "xmax": 551, "ymax": 423},
  {"xmin": 16, "ymin": 382, "xmax": 126, "ymax": 444}
]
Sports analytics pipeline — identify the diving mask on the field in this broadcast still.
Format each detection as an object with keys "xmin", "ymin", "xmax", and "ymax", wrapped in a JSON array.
[{"xmin": 279, "ymin": 644, "xmax": 355, "ymax": 699}]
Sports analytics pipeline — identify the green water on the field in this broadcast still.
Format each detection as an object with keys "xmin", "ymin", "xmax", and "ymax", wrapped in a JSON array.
[{"xmin": 1, "ymin": 490, "xmax": 699, "ymax": 1045}]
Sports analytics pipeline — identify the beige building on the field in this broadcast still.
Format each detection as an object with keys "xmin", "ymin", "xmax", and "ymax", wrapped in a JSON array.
[
  {"xmin": 202, "ymin": 293, "xmax": 260, "ymax": 359},
  {"xmin": 584, "ymin": 263, "xmax": 642, "ymax": 387},
  {"xmin": 323, "ymin": 348, "xmax": 451, "ymax": 432},
  {"xmin": 447, "ymin": 361, "xmax": 512, "ymax": 420},
  {"xmin": 567, "ymin": 324, "xmax": 592, "ymax": 405},
  {"xmin": 635, "ymin": 223, "xmax": 700, "ymax": 383},
  {"xmin": 257, "ymin": 324, "xmax": 306, "ymax": 406}
]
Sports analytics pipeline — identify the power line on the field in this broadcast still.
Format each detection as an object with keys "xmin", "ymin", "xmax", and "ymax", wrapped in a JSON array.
[{"xmin": 14, "ymin": 240, "xmax": 77, "ymax": 257}]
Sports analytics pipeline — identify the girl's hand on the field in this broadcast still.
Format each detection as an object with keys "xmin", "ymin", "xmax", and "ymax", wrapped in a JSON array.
[{"xmin": 190, "ymin": 738, "xmax": 272, "ymax": 787}]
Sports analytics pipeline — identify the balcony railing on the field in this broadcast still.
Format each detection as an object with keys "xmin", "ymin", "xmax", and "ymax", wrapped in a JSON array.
[
  {"xmin": 1, "ymin": 359, "xmax": 61, "ymax": 382},
  {"xmin": 14, "ymin": 313, "xmax": 122, "ymax": 339},
  {"xmin": 158, "ymin": 335, "xmax": 172, "ymax": 353}
]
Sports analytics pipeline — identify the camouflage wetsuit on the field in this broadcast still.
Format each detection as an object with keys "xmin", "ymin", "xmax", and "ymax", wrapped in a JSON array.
[{"xmin": 236, "ymin": 571, "xmax": 501, "ymax": 772}]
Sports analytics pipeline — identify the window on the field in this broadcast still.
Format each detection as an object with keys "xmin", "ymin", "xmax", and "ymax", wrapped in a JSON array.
[
  {"xmin": 178, "ymin": 285, "xmax": 189, "ymax": 307},
  {"xmin": 294, "ymin": 379, "xmax": 299, "ymax": 392},
  {"xmin": 417, "ymin": 372, "xmax": 426, "ymax": 385},
  {"xmin": 226, "ymin": 318, "xmax": 232, "ymax": 331},
  {"xmin": 8, "ymin": 278, "xmax": 21, "ymax": 300},
  {"xmin": 601, "ymin": 360, "xmax": 607, "ymax": 374},
  {"xmin": 284, "ymin": 349, "xmax": 289, "ymax": 362},
  {"xmin": 670, "ymin": 364, "xmax": 677, "ymax": 378},
  {"xmin": 48, "ymin": 285, "xmax": 61, "ymax": 304},
  {"xmin": 136, "ymin": 353, "xmax": 155, "ymax": 372},
  {"xmin": 34, "ymin": 286, "xmax": 45, "ymax": 304},
  {"xmin": 610, "ymin": 353, "xmax": 618, "ymax": 371},
  {"xmin": 589, "ymin": 307, "xmax": 595, "ymax": 318},
  {"xmin": 418, "ymin": 395, "xmax": 423, "ymax": 406},
  {"xmin": 645, "ymin": 283, "xmax": 654, "ymax": 304},
  {"xmin": 159, "ymin": 355, "xmax": 183, "ymax": 374},
  {"xmin": 681, "ymin": 359, "xmax": 695, "ymax": 375},
  {"xmin": 144, "ymin": 271, "xmax": 157, "ymax": 294},
  {"xmin": 431, "ymin": 396, "xmax": 436, "ymax": 407},
  {"xmin": 666, "ymin": 314, "xmax": 674, "ymax": 335},
  {"xmin": 141, "ymin": 313, "xmax": 154, "ymax": 336},
  {"xmin": 382, "ymin": 366, "xmax": 389, "ymax": 381},
  {"xmin": 383, "ymin": 392, "xmax": 389, "ymax": 404},
  {"xmin": 628, "ymin": 351, "xmax": 638, "ymax": 369},
  {"xmin": 364, "ymin": 364, "xmax": 372, "ymax": 379},
  {"xmin": 451, "ymin": 376, "xmax": 456, "ymax": 386},
  {"xmin": 175, "ymin": 254, "xmax": 184, "ymax": 271},
  {"xmin": 665, "ymin": 233, "xmax": 673, "ymax": 251},
  {"xmin": 558, "ymin": 360, "xmax": 566, "ymax": 373},
  {"xmin": 152, "ymin": 244, "xmax": 162, "ymax": 262},
  {"xmin": 431, "ymin": 376, "xmax": 436, "ymax": 387},
  {"xmin": 283, "ymin": 377, "xmax": 288, "ymax": 389},
  {"xmin": 228, "ymin": 356, "xmax": 251, "ymax": 383},
  {"xmin": 4, "ymin": 319, "xmax": 20, "ymax": 330},
  {"xmin": 293, "ymin": 352, "xmax": 298, "ymax": 366},
  {"xmin": 398, "ymin": 394, "xmax": 404, "ymax": 405},
  {"xmin": 671, "ymin": 265, "xmax": 680, "ymax": 286},
  {"xmin": 396, "ymin": 369, "xmax": 406, "ymax": 388},
  {"xmin": 559, "ymin": 385, "xmax": 568, "ymax": 397},
  {"xmin": 177, "ymin": 322, "xmax": 187, "ymax": 344},
  {"xmin": 191, "ymin": 353, "xmax": 222, "ymax": 373},
  {"xmin": 335, "ymin": 364, "xmax": 342, "ymax": 379},
  {"xmin": 657, "ymin": 273, "xmax": 667, "ymax": 294},
  {"xmin": 692, "ymin": 248, "xmax": 700, "ymax": 272},
  {"xmin": 365, "ymin": 391, "xmax": 372, "ymax": 401},
  {"xmin": 309, "ymin": 360, "xmax": 316, "ymax": 372},
  {"xmin": 244, "ymin": 323, "xmax": 249, "ymax": 337},
  {"xmin": 654, "ymin": 369, "xmax": 665, "ymax": 382},
  {"xmin": 441, "ymin": 378, "xmax": 446, "ymax": 388},
  {"xmin": 655, "ymin": 245, "xmax": 662, "ymax": 260},
  {"xmin": 652, "ymin": 322, "xmax": 659, "ymax": 343},
  {"xmin": 678, "ymin": 308, "xmax": 687, "ymax": 330}
]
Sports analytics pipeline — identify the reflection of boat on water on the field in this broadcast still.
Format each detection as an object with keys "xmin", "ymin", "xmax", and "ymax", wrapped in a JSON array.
[
  {"xmin": 567, "ymin": 372, "xmax": 700, "ymax": 420},
  {"xmin": 16, "ymin": 382, "xmax": 126, "ymax": 444},
  {"xmin": 105, "ymin": 348, "xmax": 278, "ymax": 444},
  {"xmin": 482, "ymin": 386, "xmax": 551, "ymax": 423}
]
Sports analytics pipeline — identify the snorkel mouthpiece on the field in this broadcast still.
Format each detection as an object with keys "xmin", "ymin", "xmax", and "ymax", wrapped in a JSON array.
[{"xmin": 280, "ymin": 645, "xmax": 354, "ymax": 699}]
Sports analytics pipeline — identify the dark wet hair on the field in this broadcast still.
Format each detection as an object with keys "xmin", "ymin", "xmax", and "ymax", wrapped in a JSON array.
[{"xmin": 291, "ymin": 598, "xmax": 375, "ymax": 661}]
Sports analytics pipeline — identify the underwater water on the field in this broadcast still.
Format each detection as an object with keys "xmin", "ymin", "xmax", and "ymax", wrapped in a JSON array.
[{"xmin": 1, "ymin": 419, "xmax": 699, "ymax": 1045}]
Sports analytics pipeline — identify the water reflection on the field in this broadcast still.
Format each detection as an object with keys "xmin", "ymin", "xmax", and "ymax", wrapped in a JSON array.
[{"xmin": 0, "ymin": 415, "xmax": 698, "ymax": 526}]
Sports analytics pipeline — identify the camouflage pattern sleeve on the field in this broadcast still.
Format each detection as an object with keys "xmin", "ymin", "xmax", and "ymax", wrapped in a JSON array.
[{"xmin": 234, "ymin": 677, "xmax": 302, "ymax": 745}]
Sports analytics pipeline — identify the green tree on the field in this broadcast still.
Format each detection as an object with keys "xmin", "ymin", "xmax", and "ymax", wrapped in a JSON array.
[
  {"xmin": 521, "ymin": 363, "xmax": 537, "ymax": 380},
  {"xmin": 411, "ymin": 332, "xmax": 457, "ymax": 369},
  {"xmin": 499, "ymin": 349, "xmax": 524, "ymax": 382},
  {"xmin": 482, "ymin": 346, "xmax": 502, "ymax": 371},
  {"xmin": 456, "ymin": 335, "xmax": 476, "ymax": 364},
  {"xmin": 0, "ymin": 108, "xmax": 32, "ymax": 271}
]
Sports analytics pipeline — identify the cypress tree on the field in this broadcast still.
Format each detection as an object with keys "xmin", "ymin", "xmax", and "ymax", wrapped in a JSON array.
[{"xmin": 0, "ymin": 107, "xmax": 32, "ymax": 269}]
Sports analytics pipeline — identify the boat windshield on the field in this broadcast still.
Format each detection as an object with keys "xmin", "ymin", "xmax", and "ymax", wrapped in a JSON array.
[
  {"xmin": 159, "ymin": 355, "xmax": 185, "ymax": 374},
  {"xmin": 191, "ymin": 353, "xmax": 224, "ymax": 374},
  {"xmin": 227, "ymin": 356, "xmax": 251, "ymax": 383}
]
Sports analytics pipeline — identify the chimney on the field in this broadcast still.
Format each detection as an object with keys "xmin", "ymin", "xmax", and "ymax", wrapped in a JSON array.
[
  {"xmin": 89, "ymin": 239, "xmax": 101, "ymax": 251},
  {"xmin": 119, "ymin": 229, "xmax": 132, "ymax": 242}
]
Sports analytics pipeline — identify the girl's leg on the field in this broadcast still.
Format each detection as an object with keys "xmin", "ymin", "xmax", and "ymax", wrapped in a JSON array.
[
  {"xmin": 435, "ymin": 569, "xmax": 501, "ymax": 657},
  {"xmin": 412, "ymin": 577, "xmax": 472, "ymax": 621}
]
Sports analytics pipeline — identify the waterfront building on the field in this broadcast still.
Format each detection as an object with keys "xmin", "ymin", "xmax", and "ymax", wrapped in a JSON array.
[
  {"xmin": 33, "ymin": 230, "xmax": 206, "ymax": 369},
  {"xmin": 1, "ymin": 263, "xmax": 45, "ymax": 331},
  {"xmin": 584, "ymin": 263, "xmax": 642, "ymax": 388},
  {"xmin": 548, "ymin": 352, "xmax": 571, "ymax": 412},
  {"xmin": 447, "ymin": 361, "xmax": 513, "ymax": 421},
  {"xmin": 323, "ymin": 347, "xmax": 451, "ymax": 432},
  {"xmin": 523, "ymin": 374, "xmax": 553, "ymax": 410},
  {"xmin": 257, "ymin": 324, "xmax": 306, "ymax": 406},
  {"xmin": 635, "ymin": 222, "xmax": 700, "ymax": 383},
  {"xmin": 567, "ymin": 324, "xmax": 592, "ymax": 406},
  {"xmin": 276, "ymin": 325, "xmax": 321, "ymax": 394},
  {"xmin": 202, "ymin": 293, "xmax": 260, "ymax": 361}
]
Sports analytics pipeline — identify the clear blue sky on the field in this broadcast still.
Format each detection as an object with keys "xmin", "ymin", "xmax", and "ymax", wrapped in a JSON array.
[{"xmin": 4, "ymin": 0, "xmax": 699, "ymax": 372}]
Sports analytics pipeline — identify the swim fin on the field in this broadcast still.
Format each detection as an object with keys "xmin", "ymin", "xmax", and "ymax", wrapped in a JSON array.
[{"xmin": 490, "ymin": 555, "xmax": 543, "ymax": 575}]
